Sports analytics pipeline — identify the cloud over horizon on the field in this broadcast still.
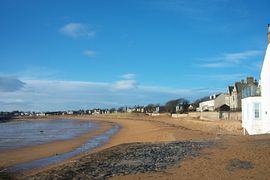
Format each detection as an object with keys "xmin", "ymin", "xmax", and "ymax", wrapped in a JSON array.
[
  {"xmin": 0, "ymin": 77, "xmax": 26, "ymax": 92},
  {"xmin": 0, "ymin": 74, "xmax": 223, "ymax": 111},
  {"xmin": 112, "ymin": 79, "xmax": 138, "ymax": 90}
]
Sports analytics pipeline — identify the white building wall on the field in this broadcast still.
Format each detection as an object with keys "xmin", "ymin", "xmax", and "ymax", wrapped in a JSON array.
[
  {"xmin": 242, "ymin": 97, "xmax": 263, "ymax": 135},
  {"xmin": 229, "ymin": 86, "xmax": 241, "ymax": 111},
  {"xmin": 241, "ymin": 25, "xmax": 270, "ymax": 135},
  {"xmin": 261, "ymin": 44, "xmax": 270, "ymax": 133},
  {"xmin": 242, "ymin": 44, "xmax": 270, "ymax": 135},
  {"xmin": 199, "ymin": 100, "xmax": 215, "ymax": 111}
]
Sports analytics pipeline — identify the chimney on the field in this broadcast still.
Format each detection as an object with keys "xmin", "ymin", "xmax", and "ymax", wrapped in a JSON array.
[
  {"xmin": 268, "ymin": 24, "xmax": 270, "ymax": 44},
  {"xmin": 247, "ymin": 77, "xmax": 254, "ymax": 84}
]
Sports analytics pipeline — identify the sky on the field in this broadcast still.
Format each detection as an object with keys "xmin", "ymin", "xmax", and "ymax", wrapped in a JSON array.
[{"xmin": 0, "ymin": 0, "xmax": 270, "ymax": 111}]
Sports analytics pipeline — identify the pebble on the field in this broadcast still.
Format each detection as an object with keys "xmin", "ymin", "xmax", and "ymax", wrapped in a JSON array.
[{"xmin": 28, "ymin": 141, "xmax": 212, "ymax": 180}]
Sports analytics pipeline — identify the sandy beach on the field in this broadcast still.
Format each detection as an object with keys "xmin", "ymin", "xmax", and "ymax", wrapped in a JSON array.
[{"xmin": 2, "ymin": 114, "xmax": 270, "ymax": 179}]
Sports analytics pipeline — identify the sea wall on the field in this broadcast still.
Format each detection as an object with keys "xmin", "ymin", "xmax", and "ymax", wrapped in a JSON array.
[
  {"xmin": 172, "ymin": 112, "xmax": 242, "ymax": 121},
  {"xmin": 171, "ymin": 114, "xmax": 188, "ymax": 118}
]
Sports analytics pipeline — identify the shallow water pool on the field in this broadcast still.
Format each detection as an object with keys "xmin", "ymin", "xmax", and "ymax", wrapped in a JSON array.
[{"xmin": 0, "ymin": 119, "xmax": 97, "ymax": 150}]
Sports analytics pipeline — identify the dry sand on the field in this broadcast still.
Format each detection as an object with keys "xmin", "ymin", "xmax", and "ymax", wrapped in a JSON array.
[{"xmin": 3, "ymin": 113, "xmax": 270, "ymax": 179}]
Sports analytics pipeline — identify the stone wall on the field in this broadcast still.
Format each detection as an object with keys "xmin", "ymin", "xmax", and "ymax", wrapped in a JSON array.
[
  {"xmin": 171, "ymin": 114, "xmax": 188, "ymax": 118},
  {"xmin": 173, "ymin": 111, "xmax": 242, "ymax": 121},
  {"xmin": 199, "ymin": 112, "xmax": 220, "ymax": 121}
]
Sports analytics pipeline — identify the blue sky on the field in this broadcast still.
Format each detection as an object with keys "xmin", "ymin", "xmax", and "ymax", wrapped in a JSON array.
[{"xmin": 0, "ymin": 0, "xmax": 270, "ymax": 111}]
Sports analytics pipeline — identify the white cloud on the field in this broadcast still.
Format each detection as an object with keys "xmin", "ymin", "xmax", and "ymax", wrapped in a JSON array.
[
  {"xmin": 83, "ymin": 49, "xmax": 96, "ymax": 57},
  {"xmin": 199, "ymin": 50, "xmax": 263, "ymax": 68},
  {"xmin": 223, "ymin": 50, "xmax": 262, "ymax": 63},
  {"xmin": 188, "ymin": 73, "xmax": 247, "ymax": 81},
  {"xmin": 121, "ymin": 73, "xmax": 136, "ymax": 79},
  {"xmin": 0, "ymin": 76, "xmax": 220, "ymax": 111},
  {"xmin": 111, "ymin": 73, "xmax": 138, "ymax": 90},
  {"xmin": 112, "ymin": 79, "xmax": 138, "ymax": 90},
  {"xmin": 200, "ymin": 62, "xmax": 230, "ymax": 68},
  {"xmin": 59, "ymin": 23, "xmax": 96, "ymax": 38}
]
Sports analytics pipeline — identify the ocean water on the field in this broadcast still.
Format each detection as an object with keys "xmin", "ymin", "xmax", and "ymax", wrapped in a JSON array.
[
  {"xmin": 0, "ymin": 119, "xmax": 98, "ymax": 150},
  {"xmin": 0, "ymin": 119, "xmax": 120, "ymax": 172},
  {"xmin": 7, "ymin": 124, "xmax": 119, "ymax": 172}
]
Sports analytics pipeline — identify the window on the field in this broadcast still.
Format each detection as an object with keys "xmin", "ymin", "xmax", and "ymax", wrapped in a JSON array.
[
  {"xmin": 243, "ymin": 86, "xmax": 252, "ymax": 98},
  {"xmin": 254, "ymin": 103, "xmax": 261, "ymax": 119}
]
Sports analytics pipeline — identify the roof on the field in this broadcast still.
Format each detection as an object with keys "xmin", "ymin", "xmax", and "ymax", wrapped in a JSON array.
[
  {"xmin": 216, "ymin": 104, "xmax": 230, "ymax": 111},
  {"xmin": 235, "ymin": 82, "xmax": 244, "ymax": 92},
  {"xmin": 228, "ymin": 86, "xmax": 234, "ymax": 95}
]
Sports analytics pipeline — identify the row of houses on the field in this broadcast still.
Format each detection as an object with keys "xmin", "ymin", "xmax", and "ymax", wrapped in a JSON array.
[
  {"xmin": 196, "ymin": 24, "xmax": 270, "ymax": 136},
  {"xmin": 0, "ymin": 108, "xmax": 114, "ymax": 118},
  {"xmin": 0, "ymin": 106, "xmax": 161, "ymax": 118},
  {"xmin": 197, "ymin": 77, "xmax": 260, "ymax": 112}
]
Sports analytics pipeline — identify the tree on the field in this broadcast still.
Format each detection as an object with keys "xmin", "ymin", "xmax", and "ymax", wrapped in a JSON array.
[
  {"xmin": 145, "ymin": 104, "xmax": 158, "ymax": 113},
  {"xmin": 117, "ymin": 107, "xmax": 126, "ymax": 113},
  {"xmin": 165, "ymin": 98, "xmax": 189, "ymax": 113},
  {"xmin": 109, "ymin": 108, "xmax": 116, "ymax": 113}
]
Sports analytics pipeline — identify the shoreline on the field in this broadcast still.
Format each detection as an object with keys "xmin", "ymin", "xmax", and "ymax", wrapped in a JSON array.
[
  {"xmin": 7, "ymin": 124, "xmax": 120, "ymax": 173},
  {"xmin": 0, "ymin": 117, "xmax": 117, "ymax": 168},
  {"xmin": 20, "ymin": 114, "xmax": 270, "ymax": 179},
  {"xmin": 3, "ymin": 114, "xmax": 257, "ymax": 179},
  {"xmin": 16, "ymin": 113, "xmax": 226, "ymax": 176},
  {"xmin": 1, "ymin": 113, "xmax": 240, "ymax": 169}
]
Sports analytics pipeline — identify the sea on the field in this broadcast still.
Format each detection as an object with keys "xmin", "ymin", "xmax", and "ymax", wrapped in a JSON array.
[{"xmin": 0, "ymin": 119, "xmax": 119, "ymax": 172}]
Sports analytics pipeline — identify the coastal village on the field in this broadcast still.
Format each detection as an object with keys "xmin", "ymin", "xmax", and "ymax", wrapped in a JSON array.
[
  {"xmin": 0, "ymin": 76, "xmax": 259, "ymax": 117},
  {"xmin": 0, "ymin": 76, "xmax": 261, "ymax": 120},
  {"xmin": 0, "ymin": 75, "xmax": 265, "ymax": 131},
  {"xmin": 2, "ymin": 1, "xmax": 270, "ymax": 179}
]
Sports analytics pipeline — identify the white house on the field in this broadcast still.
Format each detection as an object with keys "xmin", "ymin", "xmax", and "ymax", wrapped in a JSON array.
[
  {"xmin": 198, "ymin": 98, "xmax": 215, "ymax": 112},
  {"xmin": 242, "ymin": 24, "xmax": 270, "ymax": 135},
  {"xmin": 197, "ymin": 94, "xmax": 217, "ymax": 112},
  {"xmin": 197, "ymin": 93, "xmax": 230, "ymax": 112},
  {"xmin": 36, "ymin": 112, "xmax": 46, "ymax": 116}
]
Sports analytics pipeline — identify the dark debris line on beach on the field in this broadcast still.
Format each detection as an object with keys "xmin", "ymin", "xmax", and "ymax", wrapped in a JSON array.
[
  {"xmin": 226, "ymin": 159, "xmax": 254, "ymax": 171},
  {"xmin": 28, "ymin": 141, "xmax": 212, "ymax": 180}
]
